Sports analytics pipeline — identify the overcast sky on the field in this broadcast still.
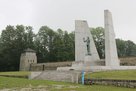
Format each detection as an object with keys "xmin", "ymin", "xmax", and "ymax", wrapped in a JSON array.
[{"xmin": 0, "ymin": 0, "xmax": 136, "ymax": 43}]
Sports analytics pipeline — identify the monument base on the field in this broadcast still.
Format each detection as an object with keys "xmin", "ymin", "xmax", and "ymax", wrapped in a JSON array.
[
  {"xmin": 84, "ymin": 55, "xmax": 100, "ymax": 66},
  {"xmin": 84, "ymin": 55, "xmax": 91, "ymax": 61},
  {"xmin": 29, "ymin": 70, "xmax": 80, "ymax": 83},
  {"xmin": 106, "ymin": 59, "xmax": 120, "ymax": 66},
  {"xmin": 72, "ymin": 56, "xmax": 100, "ymax": 67}
]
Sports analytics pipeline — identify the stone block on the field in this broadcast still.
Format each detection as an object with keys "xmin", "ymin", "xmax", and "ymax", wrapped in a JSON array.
[
  {"xmin": 104, "ymin": 10, "xmax": 120, "ymax": 66},
  {"xmin": 75, "ymin": 20, "xmax": 100, "ymax": 62}
]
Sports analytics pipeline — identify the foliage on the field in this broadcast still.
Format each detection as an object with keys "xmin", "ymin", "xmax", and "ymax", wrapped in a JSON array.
[
  {"xmin": 91, "ymin": 27, "xmax": 105, "ymax": 58},
  {"xmin": 0, "ymin": 25, "xmax": 75, "ymax": 71},
  {"xmin": 35, "ymin": 26, "xmax": 75, "ymax": 62},
  {"xmin": 116, "ymin": 39, "xmax": 136, "ymax": 57},
  {"xmin": 0, "ymin": 25, "xmax": 34, "ymax": 71}
]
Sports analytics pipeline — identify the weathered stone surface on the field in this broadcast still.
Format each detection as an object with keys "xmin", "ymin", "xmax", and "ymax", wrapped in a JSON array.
[
  {"xmin": 57, "ymin": 66, "xmax": 136, "ymax": 72},
  {"xmin": 57, "ymin": 11, "xmax": 136, "ymax": 72},
  {"xmin": 84, "ymin": 56, "xmax": 92, "ymax": 62},
  {"xmin": 85, "ymin": 79, "xmax": 136, "ymax": 88},
  {"xmin": 28, "ymin": 71, "xmax": 42, "ymax": 79},
  {"xmin": 75, "ymin": 20, "xmax": 100, "ymax": 62},
  {"xmin": 29, "ymin": 71, "xmax": 80, "ymax": 83},
  {"xmin": 104, "ymin": 10, "xmax": 120, "ymax": 66},
  {"xmin": 20, "ymin": 48, "xmax": 37, "ymax": 71},
  {"xmin": 30, "ymin": 62, "xmax": 72, "ymax": 71},
  {"xmin": 20, "ymin": 10, "xmax": 136, "ymax": 73}
]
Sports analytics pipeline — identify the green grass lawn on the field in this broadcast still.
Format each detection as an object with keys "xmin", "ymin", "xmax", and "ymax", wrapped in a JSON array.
[
  {"xmin": 85, "ymin": 70, "xmax": 136, "ymax": 80},
  {"xmin": 0, "ymin": 71, "xmax": 30, "ymax": 77},
  {"xmin": 0, "ymin": 70, "xmax": 136, "ymax": 91},
  {"xmin": 0, "ymin": 76, "xmax": 135, "ymax": 91}
]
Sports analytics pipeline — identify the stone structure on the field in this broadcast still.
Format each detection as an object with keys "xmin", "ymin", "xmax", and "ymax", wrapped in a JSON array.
[
  {"xmin": 29, "ymin": 71, "xmax": 80, "ymax": 83},
  {"xmin": 85, "ymin": 79, "xmax": 136, "ymax": 88},
  {"xmin": 75, "ymin": 20, "xmax": 100, "ymax": 62},
  {"xmin": 19, "ymin": 49, "xmax": 72, "ymax": 71},
  {"xmin": 22, "ymin": 10, "xmax": 121, "ymax": 72},
  {"xmin": 57, "ymin": 10, "xmax": 136, "ymax": 72},
  {"xmin": 30, "ymin": 62, "xmax": 72, "ymax": 71},
  {"xmin": 104, "ymin": 10, "xmax": 120, "ymax": 66},
  {"xmin": 57, "ymin": 20, "xmax": 101, "ymax": 71},
  {"xmin": 20, "ymin": 48, "xmax": 37, "ymax": 71},
  {"xmin": 29, "ymin": 10, "xmax": 136, "ymax": 83}
]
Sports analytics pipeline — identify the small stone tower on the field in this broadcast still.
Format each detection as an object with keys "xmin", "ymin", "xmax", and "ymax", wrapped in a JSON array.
[{"xmin": 19, "ymin": 48, "xmax": 37, "ymax": 71}]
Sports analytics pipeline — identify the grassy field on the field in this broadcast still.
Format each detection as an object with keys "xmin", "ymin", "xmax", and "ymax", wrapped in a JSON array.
[
  {"xmin": 0, "ymin": 70, "xmax": 136, "ymax": 90},
  {"xmin": 85, "ymin": 70, "xmax": 136, "ymax": 80},
  {"xmin": 0, "ymin": 71, "xmax": 30, "ymax": 77},
  {"xmin": 0, "ymin": 76, "xmax": 135, "ymax": 91},
  {"xmin": 1, "ymin": 70, "xmax": 136, "ymax": 80}
]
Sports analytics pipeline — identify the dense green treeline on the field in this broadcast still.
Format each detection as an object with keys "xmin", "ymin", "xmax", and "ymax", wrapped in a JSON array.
[
  {"xmin": 0, "ymin": 25, "xmax": 136, "ymax": 71},
  {"xmin": 0, "ymin": 25, "xmax": 75, "ymax": 71}
]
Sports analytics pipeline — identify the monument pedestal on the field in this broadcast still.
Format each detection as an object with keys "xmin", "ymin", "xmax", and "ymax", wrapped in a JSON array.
[
  {"xmin": 84, "ymin": 55, "xmax": 99, "ymax": 66},
  {"xmin": 84, "ymin": 55, "xmax": 92, "ymax": 61},
  {"xmin": 72, "ymin": 55, "xmax": 100, "ymax": 68},
  {"xmin": 72, "ymin": 61, "xmax": 84, "ymax": 67},
  {"xmin": 72, "ymin": 55, "xmax": 92, "ymax": 67}
]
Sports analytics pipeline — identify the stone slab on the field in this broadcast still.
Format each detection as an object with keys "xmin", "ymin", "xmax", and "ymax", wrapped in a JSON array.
[
  {"xmin": 75, "ymin": 20, "xmax": 100, "ymax": 62},
  {"xmin": 29, "ymin": 70, "xmax": 81, "ymax": 83},
  {"xmin": 28, "ymin": 71, "xmax": 42, "ymax": 79},
  {"xmin": 104, "ymin": 10, "xmax": 120, "ymax": 66},
  {"xmin": 57, "ymin": 66, "xmax": 136, "ymax": 72}
]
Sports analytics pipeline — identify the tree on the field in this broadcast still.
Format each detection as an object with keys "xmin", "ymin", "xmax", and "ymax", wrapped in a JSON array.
[
  {"xmin": 53, "ymin": 29, "xmax": 75, "ymax": 61},
  {"xmin": 63, "ymin": 31, "xmax": 75, "ymax": 61},
  {"xmin": 0, "ymin": 25, "xmax": 18, "ymax": 71},
  {"xmin": 35, "ymin": 27, "xmax": 75, "ymax": 62},
  {"xmin": 25, "ymin": 26, "xmax": 35, "ymax": 49},
  {"xmin": 116, "ymin": 39, "xmax": 126, "ymax": 57},
  {"xmin": 91, "ymin": 27, "xmax": 105, "ymax": 58},
  {"xmin": 35, "ymin": 26, "xmax": 56, "ymax": 62},
  {"xmin": 116, "ymin": 39, "xmax": 136, "ymax": 57},
  {"xmin": 53, "ymin": 29, "xmax": 65, "ymax": 61},
  {"xmin": 68, "ymin": 31, "xmax": 75, "ymax": 60},
  {"xmin": 125, "ymin": 40, "xmax": 136, "ymax": 56},
  {"xmin": 0, "ymin": 25, "xmax": 35, "ymax": 71}
]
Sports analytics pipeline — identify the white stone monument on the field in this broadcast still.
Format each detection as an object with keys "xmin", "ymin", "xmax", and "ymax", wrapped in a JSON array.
[
  {"xmin": 75, "ymin": 20, "xmax": 100, "ymax": 62},
  {"xmin": 57, "ymin": 10, "xmax": 136, "ymax": 71},
  {"xmin": 104, "ymin": 10, "xmax": 120, "ymax": 66}
]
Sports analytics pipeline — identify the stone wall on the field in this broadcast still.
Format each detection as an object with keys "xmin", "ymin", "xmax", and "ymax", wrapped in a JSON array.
[
  {"xmin": 30, "ymin": 62, "xmax": 72, "ymax": 71},
  {"xmin": 85, "ymin": 79, "xmax": 136, "ymax": 88},
  {"xmin": 29, "ymin": 57, "xmax": 136, "ymax": 71},
  {"xmin": 120, "ymin": 57, "xmax": 136, "ymax": 66},
  {"xmin": 75, "ymin": 20, "xmax": 100, "ymax": 62},
  {"xmin": 29, "ymin": 71, "xmax": 81, "ymax": 83},
  {"xmin": 96, "ymin": 57, "xmax": 136, "ymax": 66}
]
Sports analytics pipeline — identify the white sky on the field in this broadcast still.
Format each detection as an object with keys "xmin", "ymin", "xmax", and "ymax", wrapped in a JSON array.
[{"xmin": 0, "ymin": 0, "xmax": 136, "ymax": 43}]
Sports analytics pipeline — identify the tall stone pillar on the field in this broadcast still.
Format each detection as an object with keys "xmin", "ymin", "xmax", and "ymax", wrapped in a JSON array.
[
  {"xmin": 104, "ymin": 10, "xmax": 120, "ymax": 66},
  {"xmin": 75, "ymin": 20, "xmax": 100, "ymax": 62}
]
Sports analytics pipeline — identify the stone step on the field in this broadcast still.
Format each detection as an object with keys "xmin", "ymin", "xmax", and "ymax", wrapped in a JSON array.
[{"xmin": 29, "ymin": 70, "xmax": 81, "ymax": 83}]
